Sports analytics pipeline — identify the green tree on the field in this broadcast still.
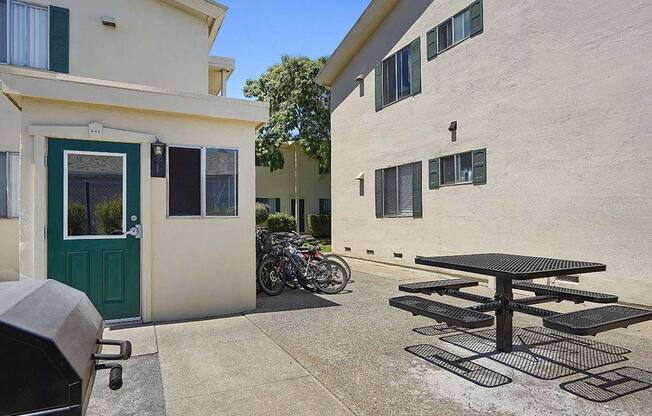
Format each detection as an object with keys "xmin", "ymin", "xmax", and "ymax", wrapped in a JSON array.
[{"xmin": 244, "ymin": 55, "xmax": 331, "ymax": 174}]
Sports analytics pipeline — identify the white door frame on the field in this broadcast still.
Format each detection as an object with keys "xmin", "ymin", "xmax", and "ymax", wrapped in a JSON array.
[{"xmin": 27, "ymin": 123, "xmax": 155, "ymax": 322}]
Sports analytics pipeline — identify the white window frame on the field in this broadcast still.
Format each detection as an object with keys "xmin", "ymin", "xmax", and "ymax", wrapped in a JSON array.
[
  {"xmin": 63, "ymin": 150, "xmax": 127, "ymax": 240},
  {"xmin": 381, "ymin": 44, "xmax": 412, "ymax": 108},
  {"xmin": 437, "ymin": 7, "xmax": 471, "ymax": 54},
  {"xmin": 439, "ymin": 151, "xmax": 473, "ymax": 187},
  {"xmin": 2, "ymin": 0, "xmax": 50, "ymax": 69},
  {"xmin": 1, "ymin": 151, "xmax": 19, "ymax": 219},
  {"xmin": 382, "ymin": 163, "xmax": 414, "ymax": 218},
  {"xmin": 166, "ymin": 144, "xmax": 239, "ymax": 219}
]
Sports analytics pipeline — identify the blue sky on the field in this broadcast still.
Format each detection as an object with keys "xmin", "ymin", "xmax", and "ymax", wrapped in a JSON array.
[{"xmin": 210, "ymin": 0, "xmax": 370, "ymax": 99}]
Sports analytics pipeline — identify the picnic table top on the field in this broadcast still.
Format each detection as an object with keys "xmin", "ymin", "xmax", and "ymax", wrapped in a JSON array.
[{"xmin": 415, "ymin": 253, "xmax": 606, "ymax": 280}]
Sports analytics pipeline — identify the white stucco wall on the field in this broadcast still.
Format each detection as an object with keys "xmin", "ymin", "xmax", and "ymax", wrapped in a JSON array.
[
  {"xmin": 0, "ymin": 97, "xmax": 20, "ymax": 281},
  {"xmin": 8, "ymin": 0, "xmax": 210, "ymax": 94},
  {"xmin": 329, "ymin": 0, "xmax": 652, "ymax": 305},
  {"xmin": 17, "ymin": 97, "xmax": 258, "ymax": 322},
  {"xmin": 255, "ymin": 144, "xmax": 331, "ymax": 230}
]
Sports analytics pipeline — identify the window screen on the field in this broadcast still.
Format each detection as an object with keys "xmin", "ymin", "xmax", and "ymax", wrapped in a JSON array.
[
  {"xmin": 168, "ymin": 147, "xmax": 201, "ymax": 216},
  {"xmin": 383, "ymin": 166, "xmax": 398, "ymax": 216},
  {"xmin": 206, "ymin": 148, "xmax": 238, "ymax": 216},
  {"xmin": 0, "ymin": 1, "xmax": 7, "ymax": 63},
  {"xmin": 438, "ymin": 19, "xmax": 453, "ymax": 52},
  {"xmin": 382, "ymin": 54, "xmax": 397, "ymax": 106},
  {"xmin": 398, "ymin": 164, "xmax": 413, "ymax": 216},
  {"xmin": 453, "ymin": 9, "xmax": 471, "ymax": 43},
  {"xmin": 7, "ymin": 1, "xmax": 48, "ymax": 69}
]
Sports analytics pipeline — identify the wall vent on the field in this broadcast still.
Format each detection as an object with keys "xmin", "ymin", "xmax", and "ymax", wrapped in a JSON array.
[
  {"xmin": 393, "ymin": 253, "xmax": 403, "ymax": 259},
  {"xmin": 344, "ymin": 247, "xmax": 352, "ymax": 252},
  {"xmin": 366, "ymin": 249, "xmax": 375, "ymax": 255}
]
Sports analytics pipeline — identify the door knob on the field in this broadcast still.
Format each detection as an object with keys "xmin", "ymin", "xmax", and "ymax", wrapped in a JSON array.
[{"xmin": 125, "ymin": 224, "xmax": 143, "ymax": 239}]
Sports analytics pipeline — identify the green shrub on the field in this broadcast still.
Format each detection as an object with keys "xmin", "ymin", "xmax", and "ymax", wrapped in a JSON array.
[
  {"xmin": 255, "ymin": 203, "xmax": 271, "ymax": 225},
  {"xmin": 68, "ymin": 203, "xmax": 87, "ymax": 236},
  {"xmin": 267, "ymin": 212, "xmax": 296, "ymax": 233},
  {"xmin": 308, "ymin": 214, "xmax": 331, "ymax": 238},
  {"xmin": 95, "ymin": 196, "xmax": 123, "ymax": 235}
]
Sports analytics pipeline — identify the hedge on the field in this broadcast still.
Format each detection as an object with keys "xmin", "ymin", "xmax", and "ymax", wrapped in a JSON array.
[
  {"xmin": 267, "ymin": 212, "xmax": 296, "ymax": 233},
  {"xmin": 308, "ymin": 214, "xmax": 331, "ymax": 238}
]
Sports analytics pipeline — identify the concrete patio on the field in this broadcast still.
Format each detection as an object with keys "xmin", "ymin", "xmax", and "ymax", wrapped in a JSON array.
[{"xmin": 89, "ymin": 259, "xmax": 652, "ymax": 416}]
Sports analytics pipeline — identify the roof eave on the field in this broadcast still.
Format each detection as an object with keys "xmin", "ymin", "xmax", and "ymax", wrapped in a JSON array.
[{"xmin": 315, "ymin": 0, "xmax": 400, "ymax": 87}]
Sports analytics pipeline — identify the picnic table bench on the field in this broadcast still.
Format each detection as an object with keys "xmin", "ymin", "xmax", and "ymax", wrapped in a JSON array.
[{"xmin": 390, "ymin": 253, "xmax": 652, "ymax": 352}]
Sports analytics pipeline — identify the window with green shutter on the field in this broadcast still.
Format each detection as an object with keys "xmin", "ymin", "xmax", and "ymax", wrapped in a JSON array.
[
  {"xmin": 374, "ymin": 38, "xmax": 422, "ymax": 110},
  {"xmin": 428, "ymin": 149, "xmax": 487, "ymax": 189},
  {"xmin": 426, "ymin": 1, "xmax": 482, "ymax": 60},
  {"xmin": 375, "ymin": 162, "xmax": 422, "ymax": 218}
]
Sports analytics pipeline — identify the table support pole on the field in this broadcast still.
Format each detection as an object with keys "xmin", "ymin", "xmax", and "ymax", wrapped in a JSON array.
[{"xmin": 495, "ymin": 279, "xmax": 513, "ymax": 352}]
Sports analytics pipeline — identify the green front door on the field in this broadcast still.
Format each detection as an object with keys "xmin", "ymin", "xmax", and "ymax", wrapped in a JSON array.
[{"xmin": 47, "ymin": 139, "xmax": 141, "ymax": 320}]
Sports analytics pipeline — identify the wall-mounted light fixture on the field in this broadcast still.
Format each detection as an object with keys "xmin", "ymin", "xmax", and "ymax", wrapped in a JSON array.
[
  {"xmin": 448, "ymin": 120, "xmax": 458, "ymax": 142},
  {"xmin": 355, "ymin": 74, "xmax": 365, "ymax": 97},
  {"xmin": 355, "ymin": 172, "xmax": 365, "ymax": 196},
  {"xmin": 100, "ymin": 16, "xmax": 117, "ymax": 28},
  {"xmin": 151, "ymin": 139, "xmax": 166, "ymax": 178}
]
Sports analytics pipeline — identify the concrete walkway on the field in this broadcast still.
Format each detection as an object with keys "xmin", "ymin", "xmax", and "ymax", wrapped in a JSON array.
[{"xmin": 89, "ymin": 258, "xmax": 652, "ymax": 415}]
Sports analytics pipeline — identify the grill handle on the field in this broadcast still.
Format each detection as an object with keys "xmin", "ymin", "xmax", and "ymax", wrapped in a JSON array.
[
  {"xmin": 93, "ymin": 339, "xmax": 132, "ymax": 360},
  {"xmin": 95, "ymin": 363, "xmax": 123, "ymax": 390}
]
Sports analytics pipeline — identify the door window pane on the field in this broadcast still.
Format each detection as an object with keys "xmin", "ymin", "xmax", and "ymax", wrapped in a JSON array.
[
  {"xmin": 438, "ymin": 19, "xmax": 453, "ymax": 52},
  {"xmin": 206, "ymin": 148, "xmax": 238, "ymax": 216},
  {"xmin": 168, "ymin": 147, "xmax": 201, "ymax": 216},
  {"xmin": 383, "ymin": 166, "xmax": 397, "ymax": 216},
  {"xmin": 382, "ymin": 54, "xmax": 397, "ymax": 106},
  {"xmin": 453, "ymin": 9, "xmax": 470, "ymax": 43},
  {"xmin": 66, "ymin": 153, "xmax": 125, "ymax": 237},
  {"xmin": 396, "ymin": 46, "xmax": 411, "ymax": 99},
  {"xmin": 440, "ymin": 155, "xmax": 455, "ymax": 185},
  {"xmin": 457, "ymin": 152, "xmax": 473, "ymax": 183},
  {"xmin": 8, "ymin": 1, "xmax": 48, "ymax": 69},
  {"xmin": 398, "ymin": 164, "xmax": 413, "ymax": 216}
]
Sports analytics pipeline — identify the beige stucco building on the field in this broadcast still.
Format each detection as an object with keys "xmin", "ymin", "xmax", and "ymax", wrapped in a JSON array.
[
  {"xmin": 256, "ymin": 142, "xmax": 330, "ymax": 233},
  {"xmin": 0, "ymin": 0, "xmax": 268, "ymax": 322},
  {"xmin": 317, "ymin": 0, "xmax": 652, "ymax": 306}
]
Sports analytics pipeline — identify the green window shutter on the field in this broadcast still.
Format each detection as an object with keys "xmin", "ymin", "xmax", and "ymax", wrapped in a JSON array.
[
  {"xmin": 375, "ymin": 169, "xmax": 383, "ymax": 218},
  {"xmin": 473, "ymin": 148, "xmax": 487, "ymax": 185},
  {"xmin": 49, "ymin": 6, "xmax": 70, "ymax": 73},
  {"xmin": 374, "ymin": 63, "xmax": 383, "ymax": 111},
  {"xmin": 275, "ymin": 198, "xmax": 281, "ymax": 212},
  {"xmin": 428, "ymin": 158, "xmax": 440, "ymax": 189},
  {"xmin": 470, "ymin": 0, "xmax": 483, "ymax": 37},
  {"xmin": 410, "ymin": 37, "xmax": 421, "ymax": 95},
  {"xmin": 426, "ymin": 28, "xmax": 438, "ymax": 60},
  {"xmin": 412, "ymin": 162, "xmax": 422, "ymax": 218}
]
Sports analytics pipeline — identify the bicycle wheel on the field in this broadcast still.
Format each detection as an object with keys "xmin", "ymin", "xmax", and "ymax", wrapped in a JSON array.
[
  {"xmin": 313, "ymin": 259, "xmax": 349, "ymax": 294},
  {"xmin": 322, "ymin": 254, "xmax": 351, "ymax": 280},
  {"xmin": 257, "ymin": 257, "xmax": 286, "ymax": 296}
]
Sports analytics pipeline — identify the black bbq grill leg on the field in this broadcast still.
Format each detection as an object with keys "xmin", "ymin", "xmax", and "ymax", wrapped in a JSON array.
[{"xmin": 495, "ymin": 279, "xmax": 513, "ymax": 352}]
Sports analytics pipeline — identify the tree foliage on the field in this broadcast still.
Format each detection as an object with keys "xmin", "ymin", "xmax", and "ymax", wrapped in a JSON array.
[{"xmin": 244, "ymin": 55, "xmax": 331, "ymax": 174}]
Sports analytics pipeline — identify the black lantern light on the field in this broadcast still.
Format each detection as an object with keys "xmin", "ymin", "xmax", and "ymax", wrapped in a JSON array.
[{"xmin": 151, "ymin": 139, "xmax": 167, "ymax": 178}]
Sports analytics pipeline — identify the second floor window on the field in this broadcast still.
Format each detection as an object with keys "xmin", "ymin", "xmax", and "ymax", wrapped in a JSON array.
[
  {"xmin": 0, "ymin": 0, "xmax": 49, "ymax": 69},
  {"xmin": 382, "ymin": 45, "xmax": 411, "ymax": 107}
]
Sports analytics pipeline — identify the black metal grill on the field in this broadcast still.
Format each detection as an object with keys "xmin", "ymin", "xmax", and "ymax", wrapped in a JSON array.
[
  {"xmin": 0, "ymin": 280, "xmax": 131, "ymax": 416},
  {"xmin": 398, "ymin": 279, "xmax": 478, "ymax": 293},
  {"xmin": 415, "ymin": 253, "xmax": 606, "ymax": 279},
  {"xmin": 560, "ymin": 366, "xmax": 652, "ymax": 403}
]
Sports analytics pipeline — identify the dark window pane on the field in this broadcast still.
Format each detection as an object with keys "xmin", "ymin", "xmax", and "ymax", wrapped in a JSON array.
[
  {"xmin": 319, "ymin": 199, "xmax": 331, "ymax": 214},
  {"xmin": 438, "ymin": 19, "xmax": 453, "ymax": 51},
  {"xmin": 0, "ymin": 153, "xmax": 7, "ymax": 218},
  {"xmin": 457, "ymin": 152, "xmax": 473, "ymax": 182},
  {"xmin": 206, "ymin": 148, "xmax": 238, "ymax": 216},
  {"xmin": 383, "ymin": 167, "xmax": 397, "ymax": 216},
  {"xmin": 397, "ymin": 46, "xmax": 411, "ymax": 99},
  {"xmin": 67, "ymin": 153, "xmax": 124, "ymax": 236},
  {"xmin": 169, "ymin": 147, "xmax": 201, "ymax": 216},
  {"xmin": 0, "ymin": 1, "xmax": 7, "ymax": 63},
  {"xmin": 440, "ymin": 155, "xmax": 455, "ymax": 185},
  {"xmin": 382, "ymin": 54, "xmax": 397, "ymax": 105}
]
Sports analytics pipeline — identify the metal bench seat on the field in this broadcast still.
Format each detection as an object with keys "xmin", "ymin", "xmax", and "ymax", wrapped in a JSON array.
[
  {"xmin": 543, "ymin": 305, "xmax": 652, "ymax": 336},
  {"xmin": 399, "ymin": 279, "xmax": 478, "ymax": 294},
  {"xmin": 389, "ymin": 295, "xmax": 494, "ymax": 329},
  {"xmin": 513, "ymin": 281, "xmax": 618, "ymax": 304}
]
